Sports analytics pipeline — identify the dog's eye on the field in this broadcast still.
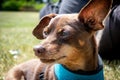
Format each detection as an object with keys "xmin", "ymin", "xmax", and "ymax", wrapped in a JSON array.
[
  {"xmin": 43, "ymin": 31, "xmax": 49, "ymax": 38},
  {"xmin": 61, "ymin": 31, "xmax": 69, "ymax": 37},
  {"xmin": 59, "ymin": 30, "xmax": 70, "ymax": 40},
  {"xmin": 43, "ymin": 27, "xmax": 50, "ymax": 38},
  {"xmin": 44, "ymin": 31, "xmax": 48, "ymax": 35}
]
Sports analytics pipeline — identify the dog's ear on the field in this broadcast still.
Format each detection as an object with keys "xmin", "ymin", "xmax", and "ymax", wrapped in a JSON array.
[
  {"xmin": 78, "ymin": 0, "xmax": 112, "ymax": 31},
  {"xmin": 33, "ymin": 13, "xmax": 57, "ymax": 39}
]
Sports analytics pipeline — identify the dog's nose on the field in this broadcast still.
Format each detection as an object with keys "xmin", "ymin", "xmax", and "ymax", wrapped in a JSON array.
[{"xmin": 33, "ymin": 45, "xmax": 46, "ymax": 54}]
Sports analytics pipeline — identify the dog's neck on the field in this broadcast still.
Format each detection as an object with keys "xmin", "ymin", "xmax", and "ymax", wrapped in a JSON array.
[
  {"xmin": 62, "ymin": 53, "xmax": 98, "ymax": 71},
  {"xmin": 62, "ymin": 35, "xmax": 98, "ymax": 71}
]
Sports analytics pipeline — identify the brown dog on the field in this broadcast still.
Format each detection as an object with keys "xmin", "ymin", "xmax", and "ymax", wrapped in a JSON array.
[{"xmin": 5, "ymin": 0, "xmax": 112, "ymax": 80}]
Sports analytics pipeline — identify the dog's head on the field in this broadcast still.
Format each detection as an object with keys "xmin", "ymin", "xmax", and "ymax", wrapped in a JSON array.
[{"xmin": 33, "ymin": 0, "xmax": 112, "ymax": 66}]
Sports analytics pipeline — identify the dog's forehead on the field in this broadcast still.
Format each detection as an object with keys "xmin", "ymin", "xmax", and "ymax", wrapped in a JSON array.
[
  {"xmin": 54, "ymin": 14, "xmax": 78, "ymax": 24},
  {"xmin": 48, "ymin": 14, "xmax": 79, "ymax": 30}
]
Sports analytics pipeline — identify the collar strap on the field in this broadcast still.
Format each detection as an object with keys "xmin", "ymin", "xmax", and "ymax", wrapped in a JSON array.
[{"xmin": 54, "ymin": 55, "xmax": 104, "ymax": 80}]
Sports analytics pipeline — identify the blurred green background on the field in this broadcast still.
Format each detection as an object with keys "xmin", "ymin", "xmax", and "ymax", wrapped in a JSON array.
[
  {"xmin": 0, "ymin": 0, "xmax": 45, "ymax": 11},
  {"xmin": 0, "ymin": 0, "xmax": 58, "ymax": 11},
  {"xmin": 0, "ymin": 0, "xmax": 120, "ymax": 80}
]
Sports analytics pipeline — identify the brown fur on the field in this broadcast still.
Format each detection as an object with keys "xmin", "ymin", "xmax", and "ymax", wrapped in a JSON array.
[{"xmin": 5, "ymin": 0, "xmax": 112, "ymax": 80}]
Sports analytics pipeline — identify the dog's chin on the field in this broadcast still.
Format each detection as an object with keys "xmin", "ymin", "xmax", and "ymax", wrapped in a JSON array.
[
  {"xmin": 40, "ymin": 56, "xmax": 66, "ymax": 63},
  {"xmin": 40, "ymin": 59, "xmax": 56, "ymax": 63}
]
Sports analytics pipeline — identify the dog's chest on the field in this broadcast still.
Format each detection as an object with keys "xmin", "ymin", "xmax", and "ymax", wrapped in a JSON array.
[
  {"xmin": 54, "ymin": 64, "xmax": 104, "ymax": 80},
  {"xmin": 40, "ymin": 65, "xmax": 104, "ymax": 80}
]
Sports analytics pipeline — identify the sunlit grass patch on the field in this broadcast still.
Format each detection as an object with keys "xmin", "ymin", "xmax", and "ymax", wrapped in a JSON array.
[
  {"xmin": 104, "ymin": 60, "xmax": 120, "ymax": 80},
  {"xmin": 0, "ymin": 12, "xmax": 40, "ymax": 80}
]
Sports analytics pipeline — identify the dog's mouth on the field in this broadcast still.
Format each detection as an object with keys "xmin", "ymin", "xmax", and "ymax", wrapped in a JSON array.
[{"xmin": 40, "ymin": 56, "xmax": 66, "ymax": 63}]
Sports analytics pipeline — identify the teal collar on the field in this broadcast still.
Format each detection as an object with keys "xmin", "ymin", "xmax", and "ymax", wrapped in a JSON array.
[{"xmin": 54, "ymin": 55, "xmax": 104, "ymax": 80}]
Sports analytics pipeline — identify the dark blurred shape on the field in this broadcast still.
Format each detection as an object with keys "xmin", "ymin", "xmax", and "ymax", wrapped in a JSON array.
[
  {"xmin": 39, "ymin": 0, "xmax": 61, "ymax": 18},
  {"xmin": 98, "ymin": 3, "xmax": 120, "ymax": 61},
  {"xmin": 0, "ymin": 0, "xmax": 4, "ymax": 10}
]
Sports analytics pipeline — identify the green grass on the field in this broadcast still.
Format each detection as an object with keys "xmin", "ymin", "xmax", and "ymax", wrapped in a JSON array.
[
  {"xmin": 0, "ymin": 12, "xmax": 120, "ymax": 80},
  {"xmin": 0, "ymin": 11, "xmax": 40, "ymax": 79}
]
